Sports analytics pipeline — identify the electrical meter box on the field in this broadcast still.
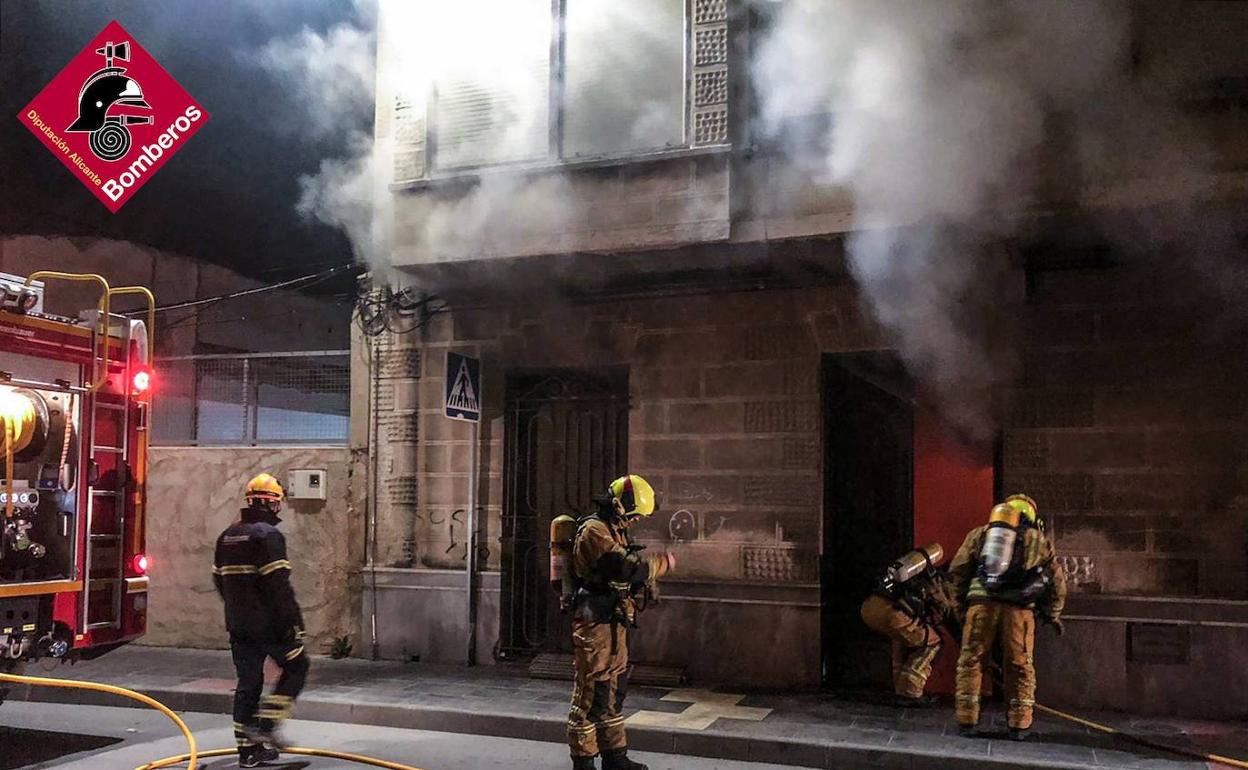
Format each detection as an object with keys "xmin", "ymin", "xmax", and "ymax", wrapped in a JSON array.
[{"xmin": 287, "ymin": 469, "xmax": 327, "ymax": 500}]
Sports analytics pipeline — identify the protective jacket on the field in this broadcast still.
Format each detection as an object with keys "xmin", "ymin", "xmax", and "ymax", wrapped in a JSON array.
[
  {"xmin": 877, "ymin": 569, "xmax": 961, "ymax": 630},
  {"xmin": 572, "ymin": 507, "xmax": 667, "ymax": 624},
  {"xmin": 948, "ymin": 524, "xmax": 1066, "ymax": 619},
  {"xmin": 213, "ymin": 514, "xmax": 304, "ymax": 643}
]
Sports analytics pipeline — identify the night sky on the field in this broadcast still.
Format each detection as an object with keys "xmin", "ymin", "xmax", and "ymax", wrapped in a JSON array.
[{"xmin": 0, "ymin": 0, "xmax": 366, "ymax": 282}]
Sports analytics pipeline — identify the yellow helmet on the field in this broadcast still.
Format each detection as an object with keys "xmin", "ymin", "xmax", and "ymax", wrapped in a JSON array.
[
  {"xmin": 1004, "ymin": 493, "xmax": 1038, "ymax": 525},
  {"xmin": 244, "ymin": 472, "xmax": 285, "ymax": 503},
  {"xmin": 608, "ymin": 474, "xmax": 655, "ymax": 518}
]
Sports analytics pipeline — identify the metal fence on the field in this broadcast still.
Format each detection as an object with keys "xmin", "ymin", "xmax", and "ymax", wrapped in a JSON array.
[{"xmin": 151, "ymin": 351, "xmax": 350, "ymax": 446}]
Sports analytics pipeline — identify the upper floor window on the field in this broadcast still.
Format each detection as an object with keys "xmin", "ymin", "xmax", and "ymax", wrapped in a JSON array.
[
  {"xmin": 410, "ymin": 0, "xmax": 688, "ymax": 172},
  {"xmin": 562, "ymin": 0, "xmax": 686, "ymax": 158}
]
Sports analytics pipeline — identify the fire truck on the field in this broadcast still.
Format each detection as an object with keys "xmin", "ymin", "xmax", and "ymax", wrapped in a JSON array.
[{"xmin": 0, "ymin": 270, "xmax": 153, "ymax": 668}]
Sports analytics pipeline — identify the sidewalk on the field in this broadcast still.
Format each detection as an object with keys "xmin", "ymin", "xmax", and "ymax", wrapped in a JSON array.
[{"xmin": 6, "ymin": 646, "xmax": 1247, "ymax": 770}]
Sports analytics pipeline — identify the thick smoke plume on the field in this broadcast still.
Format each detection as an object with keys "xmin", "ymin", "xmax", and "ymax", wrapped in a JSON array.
[
  {"xmin": 753, "ymin": 0, "xmax": 1209, "ymax": 437},
  {"xmin": 248, "ymin": 0, "xmax": 389, "ymax": 276}
]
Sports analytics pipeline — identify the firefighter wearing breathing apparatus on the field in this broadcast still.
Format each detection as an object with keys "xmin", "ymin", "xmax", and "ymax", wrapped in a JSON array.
[
  {"xmin": 558, "ymin": 474, "xmax": 675, "ymax": 770},
  {"xmin": 212, "ymin": 473, "xmax": 309, "ymax": 768},
  {"xmin": 861, "ymin": 543, "xmax": 961, "ymax": 706},
  {"xmin": 949, "ymin": 494, "xmax": 1066, "ymax": 742}
]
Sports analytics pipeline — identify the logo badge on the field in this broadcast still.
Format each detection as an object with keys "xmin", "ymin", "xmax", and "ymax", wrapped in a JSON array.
[{"xmin": 18, "ymin": 20, "xmax": 208, "ymax": 212}]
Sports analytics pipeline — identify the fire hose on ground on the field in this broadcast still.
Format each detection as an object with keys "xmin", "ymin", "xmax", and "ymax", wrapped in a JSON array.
[
  {"xmin": 1033, "ymin": 702, "xmax": 1248, "ymax": 770},
  {"xmin": 0, "ymin": 672, "xmax": 429, "ymax": 770},
  {"xmin": 978, "ymin": 665, "xmax": 1248, "ymax": 770}
]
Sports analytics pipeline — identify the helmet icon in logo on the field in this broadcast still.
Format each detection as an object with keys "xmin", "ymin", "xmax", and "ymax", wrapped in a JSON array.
[{"xmin": 65, "ymin": 40, "xmax": 153, "ymax": 162}]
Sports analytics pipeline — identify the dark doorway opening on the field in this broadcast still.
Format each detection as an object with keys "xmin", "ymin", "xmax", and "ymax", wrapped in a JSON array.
[
  {"xmin": 500, "ymin": 368, "xmax": 629, "ymax": 659},
  {"xmin": 821, "ymin": 352, "xmax": 915, "ymax": 689}
]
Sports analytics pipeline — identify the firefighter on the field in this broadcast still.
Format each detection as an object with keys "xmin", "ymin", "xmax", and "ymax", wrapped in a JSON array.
[
  {"xmin": 860, "ymin": 543, "xmax": 961, "ymax": 706},
  {"xmin": 566, "ymin": 474, "xmax": 675, "ymax": 770},
  {"xmin": 212, "ymin": 472, "xmax": 309, "ymax": 768},
  {"xmin": 949, "ymin": 494, "xmax": 1066, "ymax": 741}
]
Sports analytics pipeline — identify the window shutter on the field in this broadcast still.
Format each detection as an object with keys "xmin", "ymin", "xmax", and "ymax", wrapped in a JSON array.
[{"xmin": 433, "ymin": 0, "xmax": 551, "ymax": 170}]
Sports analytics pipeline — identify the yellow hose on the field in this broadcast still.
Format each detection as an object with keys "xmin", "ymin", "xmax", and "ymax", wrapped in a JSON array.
[
  {"xmin": 3, "ymin": 420, "xmax": 13, "ymax": 521},
  {"xmin": 0, "ymin": 671, "xmax": 429, "ymax": 770},
  {"xmin": 136, "ymin": 746, "xmax": 430, "ymax": 770},
  {"xmin": 0, "ymin": 672, "xmax": 199, "ymax": 770},
  {"xmin": 1036, "ymin": 703, "xmax": 1248, "ymax": 770},
  {"xmin": 0, "ymin": 387, "xmax": 37, "ymax": 520},
  {"xmin": 985, "ymin": 665, "xmax": 1247, "ymax": 769}
]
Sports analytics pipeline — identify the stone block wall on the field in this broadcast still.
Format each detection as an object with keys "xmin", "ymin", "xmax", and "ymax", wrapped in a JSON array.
[
  {"xmin": 363, "ymin": 282, "xmax": 886, "ymax": 580},
  {"xmin": 356, "ymin": 278, "xmax": 888, "ymax": 683},
  {"xmin": 1003, "ymin": 265, "xmax": 1248, "ymax": 600}
]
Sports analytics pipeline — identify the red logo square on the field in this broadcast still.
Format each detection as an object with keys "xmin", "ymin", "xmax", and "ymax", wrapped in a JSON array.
[{"xmin": 17, "ymin": 20, "xmax": 209, "ymax": 212}]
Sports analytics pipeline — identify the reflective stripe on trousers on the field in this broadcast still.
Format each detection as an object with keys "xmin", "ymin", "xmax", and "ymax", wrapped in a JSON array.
[
  {"xmin": 567, "ymin": 620, "xmax": 630, "ymax": 759},
  {"xmin": 954, "ymin": 601, "xmax": 1036, "ymax": 729},
  {"xmin": 860, "ymin": 594, "xmax": 942, "ymax": 698}
]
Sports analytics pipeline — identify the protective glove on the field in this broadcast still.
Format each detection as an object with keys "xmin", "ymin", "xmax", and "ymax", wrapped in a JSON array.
[{"xmin": 1045, "ymin": 616, "xmax": 1065, "ymax": 637}]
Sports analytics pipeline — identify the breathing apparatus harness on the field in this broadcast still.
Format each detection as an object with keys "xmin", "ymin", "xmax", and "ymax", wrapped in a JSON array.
[
  {"xmin": 975, "ymin": 516, "xmax": 1056, "ymax": 610},
  {"xmin": 571, "ymin": 506, "xmax": 655, "ymax": 629}
]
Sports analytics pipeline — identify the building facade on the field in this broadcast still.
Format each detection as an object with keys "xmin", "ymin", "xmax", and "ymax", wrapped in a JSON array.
[{"xmin": 357, "ymin": 1, "xmax": 1248, "ymax": 717}]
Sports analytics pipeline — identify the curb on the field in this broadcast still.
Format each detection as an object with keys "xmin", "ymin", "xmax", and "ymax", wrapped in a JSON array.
[{"xmin": 7, "ymin": 683, "xmax": 1101, "ymax": 770}]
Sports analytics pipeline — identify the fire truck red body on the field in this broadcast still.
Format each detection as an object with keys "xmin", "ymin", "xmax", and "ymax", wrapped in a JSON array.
[{"xmin": 0, "ymin": 271, "xmax": 153, "ymax": 665}]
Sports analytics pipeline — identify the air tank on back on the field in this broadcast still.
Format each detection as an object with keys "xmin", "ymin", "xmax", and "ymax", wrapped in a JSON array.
[
  {"xmin": 979, "ymin": 503, "xmax": 1021, "ymax": 589},
  {"xmin": 882, "ymin": 542, "xmax": 944, "ymax": 591}
]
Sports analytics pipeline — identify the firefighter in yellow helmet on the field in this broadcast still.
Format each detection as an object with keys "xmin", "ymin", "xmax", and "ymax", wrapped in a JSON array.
[
  {"xmin": 949, "ymin": 494, "xmax": 1066, "ymax": 741},
  {"xmin": 860, "ymin": 544, "xmax": 961, "ymax": 706},
  {"xmin": 566, "ymin": 474, "xmax": 675, "ymax": 770},
  {"xmin": 212, "ymin": 473, "xmax": 309, "ymax": 767}
]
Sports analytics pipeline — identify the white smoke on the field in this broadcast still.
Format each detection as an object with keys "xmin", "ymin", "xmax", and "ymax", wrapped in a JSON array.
[
  {"xmin": 246, "ymin": 0, "xmax": 389, "ymax": 275},
  {"xmin": 255, "ymin": 21, "xmax": 376, "ymax": 140},
  {"xmin": 753, "ymin": 0, "xmax": 1210, "ymax": 437}
]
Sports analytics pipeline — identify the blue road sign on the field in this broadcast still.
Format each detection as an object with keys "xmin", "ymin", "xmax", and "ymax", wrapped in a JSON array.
[{"xmin": 445, "ymin": 352, "xmax": 481, "ymax": 422}]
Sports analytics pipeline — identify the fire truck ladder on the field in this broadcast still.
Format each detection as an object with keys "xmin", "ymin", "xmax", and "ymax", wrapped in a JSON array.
[{"xmin": 83, "ymin": 312, "xmax": 136, "ymax": 633}]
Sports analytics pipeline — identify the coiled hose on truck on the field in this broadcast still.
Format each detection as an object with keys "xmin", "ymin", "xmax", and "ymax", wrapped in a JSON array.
[{"xmin": 0, "ymin": 672, "xmax": 429, "ymax": 770}]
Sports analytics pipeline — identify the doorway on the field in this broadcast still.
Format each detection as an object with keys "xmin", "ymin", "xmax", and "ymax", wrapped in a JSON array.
[
  {"xmin": 821, "ymin": 352, "xmax": 915, "ymax": 689},
  {"xmin": 500, "ymin": 368, "xmax": 629, "ymax": 658}
]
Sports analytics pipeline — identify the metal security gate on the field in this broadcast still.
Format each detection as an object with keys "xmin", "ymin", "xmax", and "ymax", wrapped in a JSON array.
[{"xmin": 500, "ymin": 370, "xmax": 629, "ymax": 658}]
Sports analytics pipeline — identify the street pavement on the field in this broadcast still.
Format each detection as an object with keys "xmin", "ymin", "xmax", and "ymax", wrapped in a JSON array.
[
  {"xmin": 2, "ymin": 701, "xmax": 794, "ymax": 770},
  {"xmin": 6, "ymin": 646, "xmax": 1248, "ymax": 770}
]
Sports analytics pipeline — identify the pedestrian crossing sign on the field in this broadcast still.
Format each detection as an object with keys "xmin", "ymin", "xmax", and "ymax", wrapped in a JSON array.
[{"xmin": 445, "ymin": 352, "xmax": 481, "ymax": 422}]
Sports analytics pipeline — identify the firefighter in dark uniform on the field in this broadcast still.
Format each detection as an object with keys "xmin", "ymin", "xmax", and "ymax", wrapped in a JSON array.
[
  {"xmin": 861, "ymin": 543, "xmax": 961, "ymax": 706},
  {"xmin": 213, "ymin": 473, "xmax": 309, "ymax": 768},
  {"xmin": 566, "ymin": 474, "xmax": 674, "ymax": 770}
]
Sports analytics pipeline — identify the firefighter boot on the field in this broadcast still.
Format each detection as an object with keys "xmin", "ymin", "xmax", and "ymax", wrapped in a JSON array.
[
  {"xmin": 602, "ymin": 748, "xmax": 648, "ymax": 770},
  {"xmin": 239, "ymin": 744, "xmax": 280, "ymax": 768},
  {"xmin": 242, "ymin": 724, "xmax": 290, "ymax": 751}
]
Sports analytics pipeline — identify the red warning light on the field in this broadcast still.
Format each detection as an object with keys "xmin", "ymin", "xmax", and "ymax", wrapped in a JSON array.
[
  {"xmin": 132, "ymin": 369, "xmax": 151, "ymax": 395},
  {"xmin": 132, "ymin": 554, "xmax": 149, "ymax": 575}
]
